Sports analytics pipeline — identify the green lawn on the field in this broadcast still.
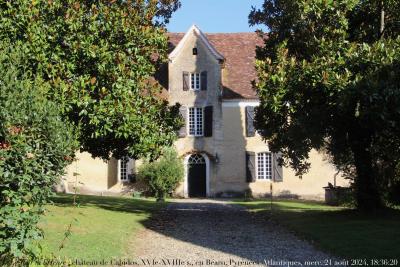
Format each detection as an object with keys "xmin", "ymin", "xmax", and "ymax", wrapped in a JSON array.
[
  {"xmin": 39, "ymin": 194, "xmax": 165, "ymax": 261},
  {"xmin": 235, "ymin": 199, "xmax": 400, "ymax": 260}
]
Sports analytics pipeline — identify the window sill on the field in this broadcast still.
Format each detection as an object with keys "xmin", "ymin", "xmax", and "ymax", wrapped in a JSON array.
[{"xmin": 255, "ymin": 179, "xmax": 273, "ymax": 182}]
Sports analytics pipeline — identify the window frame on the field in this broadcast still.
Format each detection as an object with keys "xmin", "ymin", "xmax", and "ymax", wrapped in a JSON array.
[
  {"xmin": 190, "ymin": 72, "xmax": 201, "ymax": 91},
  {"xmin": 188, "ymin": 107, "xmax": 204, "ymax": 137},
  {"xmin": 119, "ymin": 156, "xmax": 130, "ymax": 182},
  {"xmin": 256, "ymin": 152, "xmax": 273, "ymax": 180}
]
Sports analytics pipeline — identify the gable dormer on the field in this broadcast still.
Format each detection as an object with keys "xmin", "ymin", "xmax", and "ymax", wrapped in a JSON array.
[{"xmin": 167, "ymin": 25, "xmax": 224, "ymax": 106}]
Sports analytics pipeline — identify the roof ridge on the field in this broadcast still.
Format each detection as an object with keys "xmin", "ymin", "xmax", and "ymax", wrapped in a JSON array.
[
  {"xmin": 168, "ymin": 32, "xmax": 257, "ymax": 34},
  {"xmin": 205, "ymin": 32, "xmax": 257, "ymax": 34}
]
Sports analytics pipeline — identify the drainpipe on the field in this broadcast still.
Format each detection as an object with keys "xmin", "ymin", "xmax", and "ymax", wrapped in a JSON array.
[{"xmin": 334, "ymin": 170, "xmax": 340, "ymax": 187}]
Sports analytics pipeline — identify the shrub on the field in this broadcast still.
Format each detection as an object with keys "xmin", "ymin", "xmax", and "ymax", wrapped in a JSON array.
[
  {"xmin": 0, "ymin": 49, "xmax": 78, "ymax": 265},
  {"xmin": 137, "ymin": 148, "xmax": 183, "ymax": 201}
]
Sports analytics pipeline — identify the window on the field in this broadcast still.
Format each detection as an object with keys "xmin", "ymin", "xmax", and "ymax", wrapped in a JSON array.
[
  {"xmin": 188, "ymin": 154, "xmax": 205, "ymax": 164},
  {"xmin": 188, "ymin": 107, "xmax": 203, "ymax": 136},
  {"xmin": 257, "ymin": 152, "xmax": 272, "ymax": 180},
  {"xmin": 119, "ymin": 156, "xmax": 129, "ymax": 182},
  {"xmin": 190, "ymin": 73, "xmax": 200, "ymax": 90}
]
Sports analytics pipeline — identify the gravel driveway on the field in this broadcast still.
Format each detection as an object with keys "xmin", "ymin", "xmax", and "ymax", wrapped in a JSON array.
[{"xmin": 135, "ymin": 199, "xmax": 341, "ymax": 267}]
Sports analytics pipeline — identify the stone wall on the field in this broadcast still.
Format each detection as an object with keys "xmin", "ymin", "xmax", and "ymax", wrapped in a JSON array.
[{"xmin": 217, "ymin": 103, "xmax": 349, "ymax": 200}]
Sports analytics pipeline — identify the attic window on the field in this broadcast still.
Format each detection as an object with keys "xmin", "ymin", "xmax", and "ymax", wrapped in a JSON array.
[{"xmin": 192, "ymin": 48, "xmax": 198, "ymax": 55}]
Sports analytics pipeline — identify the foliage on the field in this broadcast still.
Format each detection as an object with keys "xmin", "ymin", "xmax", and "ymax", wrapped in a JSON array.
[
  {"xmin": 250, "ymin": 0, "xmax": 400, "ymax": 211},
  {"xmin": 0, "ymin": 1, "xmax": 182, "ymax": 264},
  {"xmin": 138, "ymin": 147, "xmax": 183, "ymax": 201},
  {"xmin": 0, "ymin": 0, "xmax": 182, "ymax": 160},
  {"xmin": 0, "ymin": 49, "xmax": 78, "ymax": 265}
]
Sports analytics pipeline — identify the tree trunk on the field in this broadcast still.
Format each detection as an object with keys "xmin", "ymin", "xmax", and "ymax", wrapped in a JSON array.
[
  {"xmin": 349, "ymin": 131, "xmax": 384, "ymax": 211},
  {"xmin": 156, "ymin": 191, "xmax": 166, "ymax": 202},
  {"xmin": 380, "ymin": 0, "xmax": 385, "ymax": 37}
]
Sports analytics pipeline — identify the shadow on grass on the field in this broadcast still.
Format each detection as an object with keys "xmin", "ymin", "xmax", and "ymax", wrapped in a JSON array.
[
  {"xmin": 241, "ymin": 201, "xmax": 400, "ymax": 260},
  {"xmin": 50, "ymin": 193, "xmax": 164, "ymax": 214},
  {"xmin": 250, "ymin": 201, "xmax": 400, "ymax": 219}
]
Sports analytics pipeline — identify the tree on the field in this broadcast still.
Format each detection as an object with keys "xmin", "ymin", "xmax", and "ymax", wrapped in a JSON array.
[
  {"xmin": 0, "ymin": 0, "xmax": 182, "ymax": 263},
  {"xmin": 250, "ymin": 0, "xmax": 400, "ymax": 211},
  {"xmin": 0, "ymin": 0, "xmax": 182, "ymax": 161},
  {"xmin": 0, "ymin": 47, "xmax": 78, "ymax": 264}
]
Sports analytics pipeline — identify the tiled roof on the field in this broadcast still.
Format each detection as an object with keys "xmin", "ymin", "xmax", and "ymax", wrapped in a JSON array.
[{"xmin": 167, "ymin": 32, "xmax": 264, "ymax": 100}]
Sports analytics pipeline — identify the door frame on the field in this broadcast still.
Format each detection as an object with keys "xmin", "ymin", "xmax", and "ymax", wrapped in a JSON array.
[{"xmin": 184, "ymin": 153, "xmax": 210, "ymax": 198}]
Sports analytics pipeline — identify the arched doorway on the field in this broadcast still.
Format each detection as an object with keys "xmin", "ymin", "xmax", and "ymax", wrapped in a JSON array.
[{"xmin": 187, "ymin": 154, "xmax": 207, "ymax": 197}]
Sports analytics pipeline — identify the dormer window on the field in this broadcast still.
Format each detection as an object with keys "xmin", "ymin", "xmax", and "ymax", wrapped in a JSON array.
[
  {"xmin": 190, "ymin": 73, "xmax": 201, "ymax": 90},
  {"xmin": 183, "ymin": 71, "xmax": 207, "ymax": 91}
]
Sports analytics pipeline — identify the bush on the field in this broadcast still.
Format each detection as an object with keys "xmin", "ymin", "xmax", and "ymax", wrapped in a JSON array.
[
  {"xmin": 0, "ymin": 49, "xmax": 78, "ymax": 265},
  {"xmin": 137, "ymin": 148, "xmax": 183, "ymax": 201}
]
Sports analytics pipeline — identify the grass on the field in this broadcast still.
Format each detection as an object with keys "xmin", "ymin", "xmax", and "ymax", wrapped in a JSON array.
[
  {"xmin": 39, "ymin": 194, "xmax": 165, "ymax": 261},
  {"xmin": 234, "ymin": 199, "xmax": 400, "ymax": 260}
]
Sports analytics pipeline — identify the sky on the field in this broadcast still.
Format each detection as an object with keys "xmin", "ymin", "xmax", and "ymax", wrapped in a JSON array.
[{"xmin": 166, "ymin": 0, "xmax": 265, "ymax": 33}]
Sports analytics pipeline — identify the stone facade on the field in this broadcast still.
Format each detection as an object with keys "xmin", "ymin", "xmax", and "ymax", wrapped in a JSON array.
[
  {"xmin": 168, "ymin": 27, "xmax": 223, "ymax": 197},
  {"xmin": 62, "ymin": 25, "xmax": 348, "ymax": 200}
]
